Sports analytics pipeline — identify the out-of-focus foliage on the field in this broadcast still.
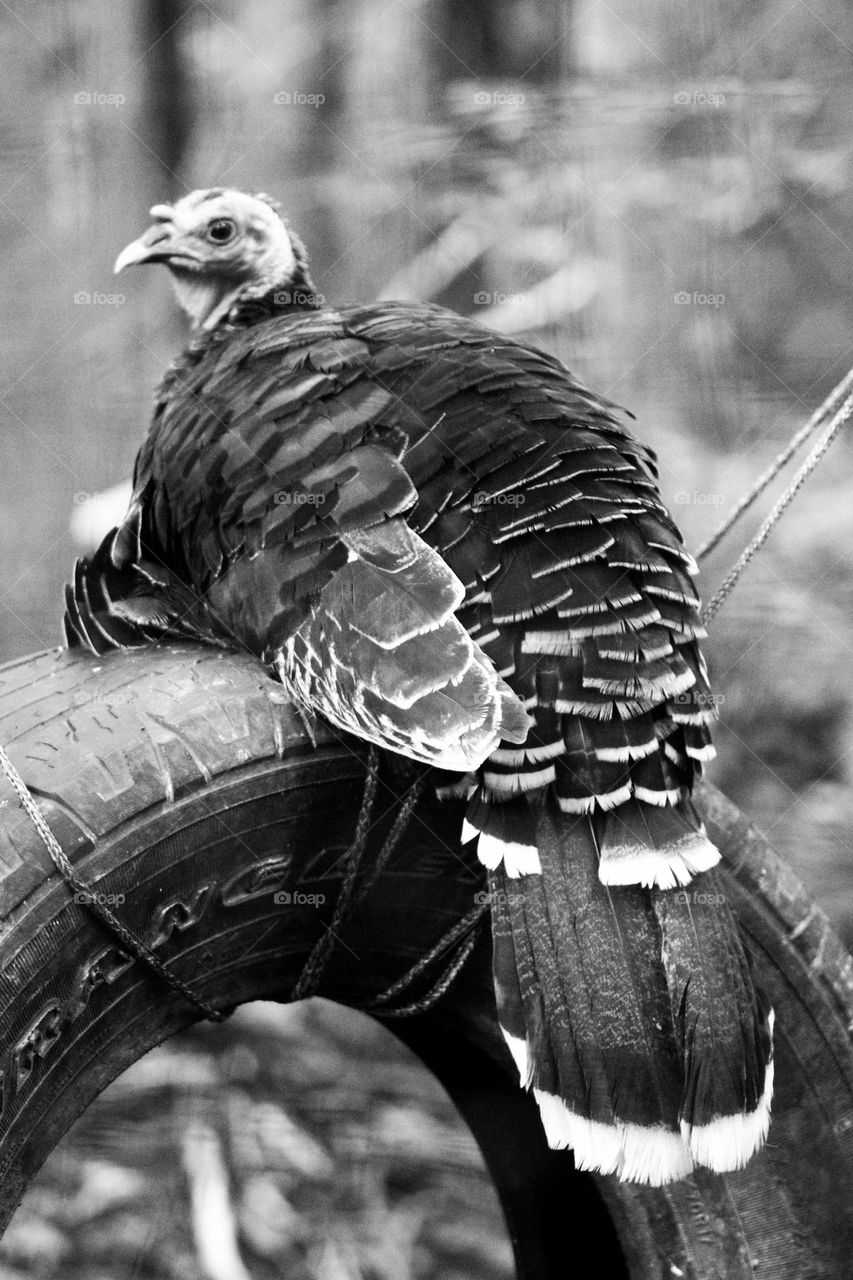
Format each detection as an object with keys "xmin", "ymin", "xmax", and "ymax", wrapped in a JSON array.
[
  {"xmin": 0, "ymin": 1003, "xmax": 514, "ymax": 1280},
  {"xmin": 1, "ymin": 0, "xmax": 853, "ymax": 1271}
]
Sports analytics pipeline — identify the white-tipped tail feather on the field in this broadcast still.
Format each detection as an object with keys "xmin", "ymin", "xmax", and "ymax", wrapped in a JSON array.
[
  {"xmin": 487, "ymin": 808, "xmax": 772, "ymax": 1186},
  {"xmin": 598, "ymin": 825, "xmax": 720, "ymax": 889},
  {"xmin": 477, "ymin": 832, "xmax": 541, "ymax": 876},
  {"xmin": 477, "ymin": 787, "xmax": 771, "ymax": 1187},
  {"xmin": 681, "ymin": 1011, "xmax": 775, "ymax": 1171},
  {"xmin": 509, "ymin": 1053, "xmax": 772, "ymax": 1183},
  {"xmin": 506, "ymin": 1029, "xmax": 695, "ymax": 1184},
  {"xmin": 533, "ymin": 1090, "xmax": 696, "ymax": 1185},
  {"xmin": 501, "ymin": 1029, "xmax": 533, "ymax": 1087}
]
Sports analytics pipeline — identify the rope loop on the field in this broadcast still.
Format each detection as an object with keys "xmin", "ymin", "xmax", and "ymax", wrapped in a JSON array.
[
  {"xmin": 701, "ymin": 385, "xmax": 853, "ymax": 625},
  {"xmin": 696, "ymin": 365, "xmax": 853, "ymax": 563},
  {"xmin": 0, "ymin": 743, "xmax": 225, "ymax": 1022}
]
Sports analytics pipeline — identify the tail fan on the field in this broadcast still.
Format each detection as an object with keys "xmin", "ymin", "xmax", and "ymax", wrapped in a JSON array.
[{"xmin": 486, "ymin": 800, "xmax": 773, "ymax": 1184}]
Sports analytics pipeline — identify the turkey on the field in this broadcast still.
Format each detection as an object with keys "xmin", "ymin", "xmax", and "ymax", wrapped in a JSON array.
[{"xmin": 65, "ymin": 188, "xmax": 773, "ymax": 1185}]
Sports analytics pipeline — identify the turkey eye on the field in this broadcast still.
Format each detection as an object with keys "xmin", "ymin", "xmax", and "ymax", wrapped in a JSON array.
[{"xmin": 207, "ymin": 218, "xmax": 237, "ymax": 244}]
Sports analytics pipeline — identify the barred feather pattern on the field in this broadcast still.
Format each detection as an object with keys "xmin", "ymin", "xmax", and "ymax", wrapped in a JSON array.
[
  {"xmin": 491, "ymin": 809, "xmax": 772, "ymax": 1183},
  {"xmin": 63, "ymin": 290, "xmax": 772, "ymax": 1182}
]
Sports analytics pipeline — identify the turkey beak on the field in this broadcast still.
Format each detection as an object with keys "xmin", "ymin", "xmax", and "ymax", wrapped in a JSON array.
[{"xmin": 114, "ymin": 224, "xmax": 181, "ymax": 274}]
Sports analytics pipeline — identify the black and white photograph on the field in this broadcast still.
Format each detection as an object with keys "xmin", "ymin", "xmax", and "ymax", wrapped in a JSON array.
[{"xmin": 0, "ymin": 2, "xmax": 851, "ymax": 1277}]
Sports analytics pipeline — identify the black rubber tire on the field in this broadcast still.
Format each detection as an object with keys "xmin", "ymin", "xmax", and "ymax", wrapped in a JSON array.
[{"xmin": 0, "ymin": 644, "xmax": 850, "ymax": 1279}]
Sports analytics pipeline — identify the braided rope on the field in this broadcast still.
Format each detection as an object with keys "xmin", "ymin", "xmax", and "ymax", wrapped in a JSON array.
[
  {"xmin": 289, "ymin": 745, "xmax": 381, "ymax": 1001},
  {"xmin": 0, "ymin": 743, "xmax": 225, "ymax": 1022},
  {"xmin": 702, "ymin": 388, "xmax": 853, "ymax": 625},
  {"xmin": 349, "ymin": 774, "xmax": 427, "ymax": 907},
  {"xmin": 290, "ymin": 754, "xmax": 432, "ymax": 1005},
  {"xmin": 696, "ymin": 364, "xmax": 853, "ymax": 562},
  {"xmin": 369, "ymin": 925, "xmax": 483, "ymax": 1018},
  {"xmin": 361, "ymin": 897, "xmax": 489, "ymax": 1017}
]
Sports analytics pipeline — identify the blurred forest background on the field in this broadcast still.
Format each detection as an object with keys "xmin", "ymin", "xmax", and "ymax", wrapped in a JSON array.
[{"xmin": 1, "ymin": 0, "xmax": 853, "ymax": 1277}]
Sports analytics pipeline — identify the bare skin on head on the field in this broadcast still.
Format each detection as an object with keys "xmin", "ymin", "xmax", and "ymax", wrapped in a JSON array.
[{"xmin": 114, "ymin": 189, "xmax": 301, "ymax": 330}]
